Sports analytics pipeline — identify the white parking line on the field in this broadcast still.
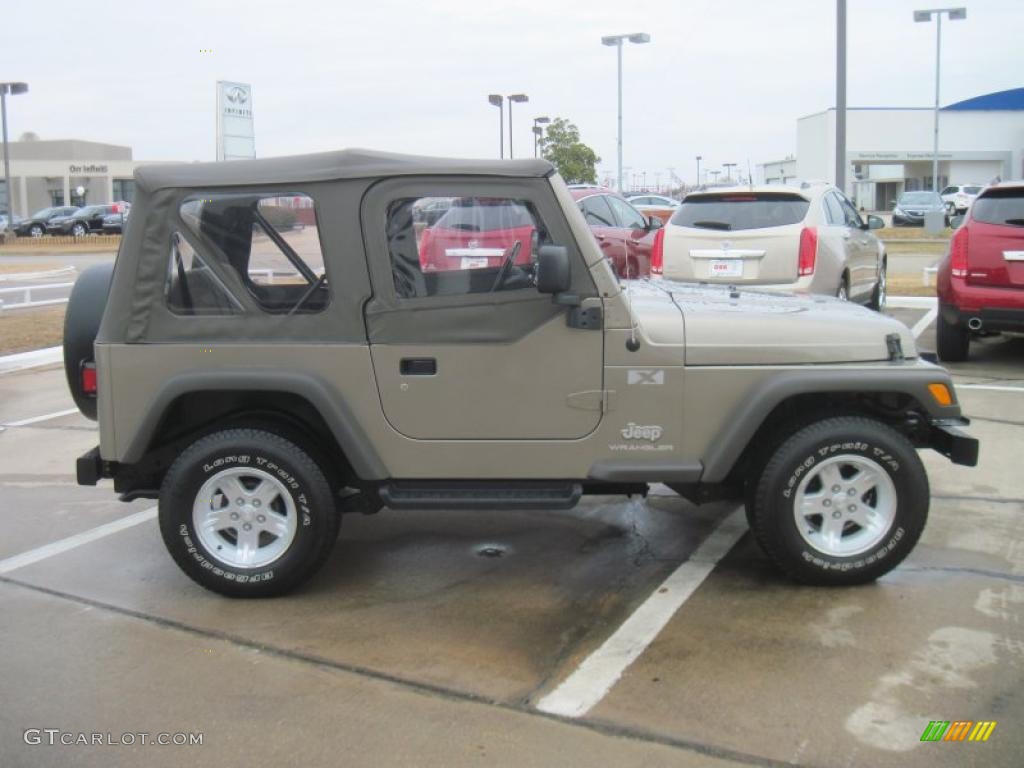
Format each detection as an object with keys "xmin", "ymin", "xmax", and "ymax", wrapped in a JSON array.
[
  {"xmin": 958, "ymin": 384, "xmax": 1024, "ymax": 393},
  {"xmin": 2, "ymin": 408, "xmax": 79, "ymax": 427},
  {"xmin": 0, "ymin": 507, "xmax": 157, "ymax": 575},
  {"xmin": 911, "ymin": 306, "xmax": 939, "ymax": 339},
  {"xmin": 536, "ymin": 506, "xmax": 747, "ymax": 718},
  {"xmin": 887, "ymin": 296, "xmax": 937, "ymax": 309}
]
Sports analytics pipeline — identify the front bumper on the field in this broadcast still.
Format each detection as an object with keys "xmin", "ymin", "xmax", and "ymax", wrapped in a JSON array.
[{"xmin": 929, "ymin": 418, "xmax": 979, "ymax": 466}]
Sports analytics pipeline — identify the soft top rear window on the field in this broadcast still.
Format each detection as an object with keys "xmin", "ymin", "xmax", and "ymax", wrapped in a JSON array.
[
  {"xmin": 670, "ymin": 193, "xmax": 809, "ymax": 231},
  {"xmin": 972, "ymin": 188, "xmax": 1024, "ymax": 227}
]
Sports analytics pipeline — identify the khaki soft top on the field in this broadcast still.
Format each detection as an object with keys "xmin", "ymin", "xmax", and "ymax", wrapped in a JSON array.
[{"xmin": 134, "ymin": 149, "xmax": 554, "ymax": 191}]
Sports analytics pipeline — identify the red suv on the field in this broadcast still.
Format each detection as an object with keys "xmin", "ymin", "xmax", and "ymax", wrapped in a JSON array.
[
  {"xmin": 936, "ymin": 182, "xmax": 1024, "ymax": 361},
  {"xmin": 418, "ymin": 198, "xmax": 535, "ymax": 273},
  {"xmin": 570, "ymin": 188, "xmax": 662, "ymax": 278}
]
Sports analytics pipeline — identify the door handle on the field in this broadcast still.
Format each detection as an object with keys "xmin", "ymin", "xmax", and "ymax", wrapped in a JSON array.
[{"xmin": 400, "ymin": 358, "xmax": 436, "ymax": 375}]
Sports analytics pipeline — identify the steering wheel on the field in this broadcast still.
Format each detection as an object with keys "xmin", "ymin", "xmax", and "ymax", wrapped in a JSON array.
[{"xmin": 490, "ymin": 240, "xmax": 521, "ymax": 293}]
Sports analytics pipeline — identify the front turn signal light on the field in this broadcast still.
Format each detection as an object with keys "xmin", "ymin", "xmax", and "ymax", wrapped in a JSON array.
[{"xmin": 928, "ymin": 383, "xmax": 953, "ymax": 407}]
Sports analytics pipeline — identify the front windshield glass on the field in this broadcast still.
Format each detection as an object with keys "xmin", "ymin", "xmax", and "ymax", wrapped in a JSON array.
[{"xmin": 32, "ymin": 207, "xmax": 56, "ymax": 218}]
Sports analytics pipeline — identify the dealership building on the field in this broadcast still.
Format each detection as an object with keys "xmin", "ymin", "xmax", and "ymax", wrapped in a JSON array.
[
  {"xmin": 0, "ymin": 138, "xmax": 178, "ymax": 217},
  {"xmin": 760, "ymin": 87, "xmax": 1024, "ymax": 211}
]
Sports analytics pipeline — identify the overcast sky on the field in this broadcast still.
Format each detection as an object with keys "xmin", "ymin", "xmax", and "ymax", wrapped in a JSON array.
[{"xmin": 2, "ymin": 0, "xmax": 1021, "ymax": 185}]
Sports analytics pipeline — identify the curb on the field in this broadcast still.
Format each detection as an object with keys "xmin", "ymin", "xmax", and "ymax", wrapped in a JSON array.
[{"xmin": 0, "ymin": 346, "xmax": 62, "ymax": 375}]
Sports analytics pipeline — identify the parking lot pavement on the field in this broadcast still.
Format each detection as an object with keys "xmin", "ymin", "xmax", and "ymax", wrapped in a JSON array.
[
  {"xmin": 0, "ymin": 586, "xmax": 741, "ymax": 768},
  {"xmin": 1, "ymin": 321, "xmax": 1021, "ymax": 766}
]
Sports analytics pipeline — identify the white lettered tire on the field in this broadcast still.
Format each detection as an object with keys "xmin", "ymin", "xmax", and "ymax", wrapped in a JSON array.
[
  {"xmin": 158, "ymin": 428, "xmax": 339, "ymax": 597},
  {"xmin": 748, "ymin": 417, "xmax": 929, "ymax": 586}
]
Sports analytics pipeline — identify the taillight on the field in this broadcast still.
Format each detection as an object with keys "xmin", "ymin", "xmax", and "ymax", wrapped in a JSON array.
[
  {"xmin": 949, "ymin": 224, "xmax": 969, "ymax": 277},
  {"xmin": 80, "ymin": 361, "xmax": 97, "ymax": 396},
  {"xmin": 651, "ymin": 227, "xmax": 665, "ymax": 276},
  {"xmin": 418, "ymin": 227, "xmax": 432, "ymax": 269},
  {"xmin": 798, "ymin": 226, "xmax": 817, "ymax": 276}
]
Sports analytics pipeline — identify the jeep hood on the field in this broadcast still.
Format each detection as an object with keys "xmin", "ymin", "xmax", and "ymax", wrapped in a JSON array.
[{"xmin": 628, "ymin": 280, "xmax": 917, "ymax": 366}]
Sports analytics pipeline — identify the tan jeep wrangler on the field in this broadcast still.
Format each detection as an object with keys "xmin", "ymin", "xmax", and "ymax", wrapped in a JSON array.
[{"xmin": 64, "ymin": 150, "xmax": 978, "ymax": 596}]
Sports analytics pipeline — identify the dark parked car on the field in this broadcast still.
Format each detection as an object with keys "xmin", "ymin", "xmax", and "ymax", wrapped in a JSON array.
[
  {"xmin": 102, "ymin": 206, "xmax": 130, "ymax": 234},
  {"xmin": 14, "ymin": 206, "xmax": 79, "ymax": 237},
  {"xmin": 570, "ymin": 188, "xmax": 661, "ymax": 278},
  {"xmin": 936, "ymin": 181, "xmax": 1024, "ymax": 361},
  {"xmin": 892, "ymin": 191, "xmax": 948, "ymax": 227},
  {"xmin": 47, "ymin": 204, "xmax": 123, "ymax": 236}
]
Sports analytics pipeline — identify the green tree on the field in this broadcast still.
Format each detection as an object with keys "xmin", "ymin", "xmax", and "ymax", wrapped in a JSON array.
[{"xmin": 540, "ymin": 118, "xmax": 601, "ymax": 185}]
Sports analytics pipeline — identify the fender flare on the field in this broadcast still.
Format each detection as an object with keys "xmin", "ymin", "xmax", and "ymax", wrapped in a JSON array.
[
  {"xmin": 121, "ymin": 370, "xmax": 388, "ymax": 480},
  {"xmin": 699, "ymin": 366, "xmax": 961, "ymax": 483}
]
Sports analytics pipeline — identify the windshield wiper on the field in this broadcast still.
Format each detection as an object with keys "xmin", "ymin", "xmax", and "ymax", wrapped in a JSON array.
[
  {"xmin": 690, "ymin": 220, "xmax": 732, "ymax": 231},
  {"xmin": 1003, "ymin": 218, "xmax": 1024, "ymax": 226}
]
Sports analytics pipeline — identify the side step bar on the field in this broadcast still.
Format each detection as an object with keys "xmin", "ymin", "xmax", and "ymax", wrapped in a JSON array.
[{"xmin": 379, "ymin": 481, "xmax": 583, "ymax": 510}]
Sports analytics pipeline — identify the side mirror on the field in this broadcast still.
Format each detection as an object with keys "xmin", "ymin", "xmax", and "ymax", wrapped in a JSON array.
[
  {"xmin": 950, "ymin": 215, "xmax": 965, "ymax": 229},
  {"xmin": 536, "ymin": 244, "xmax": 571, "ymax": 294},
  {"xmin": 866, "ymin": 214, "xmax": 885, "ymax": 230},
  {"xmin": 646, "ymin": 215, "xmax": 663, "ymax": 231}
]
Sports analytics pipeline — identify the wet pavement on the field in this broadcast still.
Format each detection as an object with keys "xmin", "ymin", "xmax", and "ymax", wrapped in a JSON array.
[{"xmin": 0, "ymin": 304, "xmax": 1021, "ymax": 767}]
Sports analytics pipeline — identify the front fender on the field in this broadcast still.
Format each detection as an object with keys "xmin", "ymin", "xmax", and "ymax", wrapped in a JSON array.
[{"xmin": 700, "ymin": 361, "xmax": 964, "ymax": 483}]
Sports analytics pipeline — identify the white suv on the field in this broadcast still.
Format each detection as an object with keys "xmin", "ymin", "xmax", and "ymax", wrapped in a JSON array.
[
  {"xmin": 652, "ymin": 183, "xmax": 887, "ymax": 308},
  {"xmin": 940, "ymin": 184, "xmax": 984, "ymax": 215}
]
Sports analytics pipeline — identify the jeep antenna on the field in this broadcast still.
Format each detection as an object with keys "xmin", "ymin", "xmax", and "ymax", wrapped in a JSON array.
[{"xmin": 624, "ymin": 263, "xmax": 639, "ymax": 351}]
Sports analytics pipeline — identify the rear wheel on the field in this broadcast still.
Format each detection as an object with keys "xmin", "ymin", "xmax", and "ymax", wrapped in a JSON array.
[
  {"xmin": 71, "ymin": 222, "xmax": 87, "ymax": 237},
  {"xmin": 29, "ymin": 223, "xmax": 44, "ymax": 237},
  {"xmin": 867, "ymin": 260, "xmax": 887, "ymax": 311},
  {"xmin": 936, "ymin": 306, "xmax": 969, "ymax": 362},
  {"xmin": 837, "ymin": 274, "xmax": 849, "ymax": 301},
  {"xmin": 747, "ymin": 416, "xmax": 928, "ymax": 586},
  {"xmin": 159, "ymin": 428, "xmax": 339, "ymax": 597}
]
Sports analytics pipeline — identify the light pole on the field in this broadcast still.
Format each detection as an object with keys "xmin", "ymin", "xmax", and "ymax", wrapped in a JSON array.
[
  {"xmin": 914, "ymin": 7, "xmax": 966, "ymax": 191},
  {"xmin": 709, "ymin": 170, "xmax": 721, "ymax": 184},
  {"xmin": 601, "ymin": 32, "xmax": 651, "ymax": 193},
  {"xmin": 1, "ymin": 82, "xmax": 28, "ymax": 233},
  {"xmin": 532, "ymin": 116, "xmax": 550, "ymax": 158},
  {"xmin": 487, "ymin": 95, "xmax": 504, "ymax": 159},
  {"xmin": 723, "ymin": 163, "xmax": 737, "ymax": 183},
  {"xmin": 836, "ymin": 0, "xmax": 847, "ymax": 193},
  {"xmin": 507, "ymin": 94, "xmax": 528, "ymax": 159},
  {"xmin": 695, "ymin": 155, "xmax": 702, "ymax": 188}
]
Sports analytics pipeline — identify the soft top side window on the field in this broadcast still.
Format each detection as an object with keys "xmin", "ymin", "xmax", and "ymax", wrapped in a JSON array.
[
  {"xmin": 172, "ymin": 192, "xmax": 329, "ymax": 315},
  {"xmin": 386, "ymin": 195, "xmax": 555, "ymax": 299}
]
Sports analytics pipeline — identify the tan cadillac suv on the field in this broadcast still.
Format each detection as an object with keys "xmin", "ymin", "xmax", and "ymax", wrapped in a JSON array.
[{"xmin": 653, "ymin": 183, "xmax": 887, "ymax": 308}]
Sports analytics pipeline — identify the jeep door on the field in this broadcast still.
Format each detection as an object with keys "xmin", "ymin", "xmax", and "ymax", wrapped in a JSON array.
[{"xmin": 361, "ymin": 179, "xmax": 604, "ymax": 440}]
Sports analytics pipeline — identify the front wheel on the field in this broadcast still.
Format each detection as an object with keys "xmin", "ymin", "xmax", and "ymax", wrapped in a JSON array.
[
  {"xmin": 747, "ymin": 416, "xmax": 929, "ymax": 586},
  {"xmin": 71, "ymin": 222, "xmax": 87, "ymax": 237},
  {"xmin": 158, "ymin": 428, "xmax": 339, "ymax": 597},
  {"xmin": 29, "ymin": 224, "xmax": 44, "ymax": 237}
]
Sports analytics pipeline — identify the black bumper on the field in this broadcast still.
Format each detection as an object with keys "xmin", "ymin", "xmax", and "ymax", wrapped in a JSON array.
[
  {"xmin": 76, "ymin": 446, "xmax": 110, "ymax": 486},
  {"xmin": 946, "ymin": 305, "xmax": 1024, "ymax": 334},
  {"xmin": 930, "ymin": 419, "xmax": 979, "ymax": 467}
]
